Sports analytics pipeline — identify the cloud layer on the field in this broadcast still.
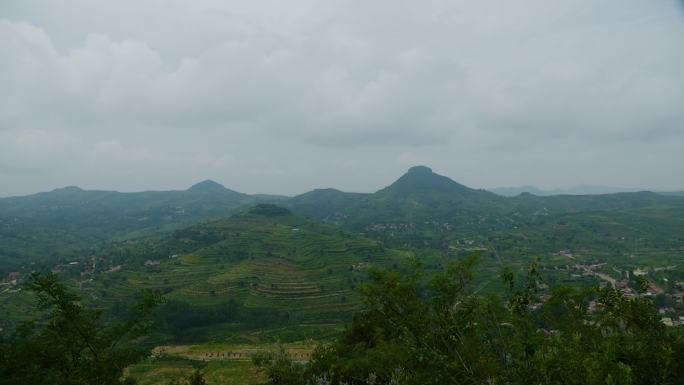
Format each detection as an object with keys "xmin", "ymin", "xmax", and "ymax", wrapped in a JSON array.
[{"xmin": 1, "ymin": 0, "xmax": 683, "ymax": 196}]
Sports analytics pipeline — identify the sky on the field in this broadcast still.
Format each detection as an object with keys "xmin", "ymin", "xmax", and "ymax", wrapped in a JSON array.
[{"xmin": 1, "ymin": 0, "xmax": 684, "ymax": 197}]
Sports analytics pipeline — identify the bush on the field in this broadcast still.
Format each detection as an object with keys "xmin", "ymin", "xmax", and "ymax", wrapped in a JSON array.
[
  {"xmin": 0, "ymin": 273, "xmax": 162, "ymax": 385},
  {"xmin": 254, "ymin": 257, "xmax": 684, "ymax": 385}
]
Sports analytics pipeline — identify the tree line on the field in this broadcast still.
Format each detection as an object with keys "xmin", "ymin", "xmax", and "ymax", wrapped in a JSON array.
[
  {"xmin": 2, "ymin": 255, "xmax": 683, "ymax": 384},
  {"xmin": 255, "ymin": 255, "xmax": 684, "ymax": 385}
]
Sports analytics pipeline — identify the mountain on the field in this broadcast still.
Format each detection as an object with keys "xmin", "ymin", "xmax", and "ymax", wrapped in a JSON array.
[
  {"xmin": 349, "ymin": 166, "xmax": 507, "ymax": 225},
  {"xmin": 2, "ymin": 167, "xmax": 683, "ymax": 269},
  {"xmin": 2, "ymin": 170, "xmax": 684, "ymax": 343},
  {"xmin": 0, "ymin": 181, "xmax": 278, "ymax": 270},
  {"xmin": 187, "ymin": 179, "xmax": 240, "ymax": 194},
  {"xmin": 659, "ymin": 191, "xmax": 684, "ymax": 197},
  {"xmin": 379, "ymin": 166, "xmax": 470, "ymax": 194},
  {"xmin": 285, "ymin": 166, "xmax": 517, "ymax": 243},
  {"xmin": 489, "ymin": 184, "xmax": 643, "ymax": 197},
  {"xmin": 373, "ymin": 166, "xmax": 502, "ymax": 206},
  {"xmin": 289, "ymin": 166, "xmax": 504, "ymax": 214},
  {"xmin": 488, "ymin": 185, "xmax": 554, "ymax": 197},
  {"xmin": 510, "ymin": 190, "xmax": 676, "ymax": 213},
  {"xmin": 285, "ymin": 164, "xmax": 493, "ymax": 220},
  {"xmin": 0, "ymin": 180, "xmax": 258, "ymax": 229},
  {"xmin": 288, "ymin": 167, "xmax": 684, "ymax": 243}
]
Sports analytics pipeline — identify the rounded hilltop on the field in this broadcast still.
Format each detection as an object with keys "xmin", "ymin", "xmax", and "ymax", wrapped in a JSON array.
[
  {"xmin": 382, "ymin": 165, "xmax": 469, "ymax": 194},
  {"xmin": 247, "ymin": 203, "xmax": 291, "ymax": 217},
  {"xmin": 188, "ymin": 179, "xmax": 226, "ymax": 192}
]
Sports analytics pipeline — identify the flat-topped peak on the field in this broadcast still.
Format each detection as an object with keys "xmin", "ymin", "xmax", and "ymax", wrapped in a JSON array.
[
  {"xmin": 188, "ymin": 180, "xmax": 226, "ymax": 192},
  {"xmin": 46, "ymin": 186, "xmax": 85, "ymax": 196},
  {"xmin": 379, "ymin": 166, "xmax": 471, "ymax": 195},
  {"xmin": 407, "ymin": 165, "xmax": 433, "ymax": 174},
  {"xmin": 247, "ymin": 203, "xmax": 291, "ymax": 217},
  {"xmin": 55, "ymin": 186, "xmax": 83, "ymax": 192}
]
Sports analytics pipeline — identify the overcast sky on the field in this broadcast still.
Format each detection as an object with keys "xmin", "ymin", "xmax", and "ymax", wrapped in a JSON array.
[{"xmin": 1, "ymin": 0, "xmax": 683, "ymax": 197}]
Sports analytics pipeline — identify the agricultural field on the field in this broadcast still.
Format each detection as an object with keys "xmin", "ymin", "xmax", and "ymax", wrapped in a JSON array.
[
  {"xmin": 128, "ymin": 341, "xmax": 319, "ymax": 385},
  {"xmin": 2, "ymin": 172, "xmax": 684, "ymax": 384},
  {"xmin": 0, "ymin": 207, "xmax": 408, "ymax": 336}
]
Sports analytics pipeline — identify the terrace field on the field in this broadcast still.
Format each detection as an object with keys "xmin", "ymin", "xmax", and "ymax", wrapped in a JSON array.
[{"xmin": 0, "ymin": 206, "xmax": 408, "ymax": 338}]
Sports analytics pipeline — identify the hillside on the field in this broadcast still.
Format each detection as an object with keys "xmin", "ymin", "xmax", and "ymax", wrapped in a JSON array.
[
  {"xmin": 489, "ymin": 184, "xmax": 642, "ymax": 196},
  {"xmin": 287, "ymin": 188, "xmax": 368, "ymax": 221},
  {"xmin": 0, "ymin": 181, "xmax": 285, "ymax": 272},
  {"xmin": 286, "ymin": 166, "xmax": 506, "ymax": 226},
  {"xmin": 0, "ymin": 205, "xmax": 405, "ymax": 339},
  {"xmin": 0, "ymin": 180, "xmax": 252, "ymax": 230},
  {"xmin": 489, "ymin": 204, "xmax": 684, "ymax": 263},
  {"xmin": 2, "ymin": 166, "xmax": 683, "ymax": 274},
  {"xmin": 3, "ymin": 179, "xmax": 684, "ymax": 384},
  {"xmin": 660, "ymin": 191, "xmax": 684, "ymax": 197},
  {"xmin": 287, "ymin": 166, "xmax": 684, "ymax": 235}
]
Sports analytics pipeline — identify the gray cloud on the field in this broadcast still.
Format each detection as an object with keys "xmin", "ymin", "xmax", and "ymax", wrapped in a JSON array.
[{"xmin": 1, "ymin": 0, "xmax": 683, "ymax": 196}]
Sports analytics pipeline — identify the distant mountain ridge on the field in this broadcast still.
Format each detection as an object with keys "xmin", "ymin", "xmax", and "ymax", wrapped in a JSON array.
[
  {"xmin": 283, "ymin": 166, "xmax": 505, "ymax": 225},
  {"xmin": 284, "ymin": 167, "xmax": 683, "ymax": 235},
  {"xmin": 1, "ymin": 168, "xmax": 683, "ymax": 240},
  {"xmin": 660, "ymin": 191, "xmax": 684, "ymax": 197},
  {"xmin": 0, "ymin": 179, "xmax": 266, "ymax": 238},
  {"xmin": 1, "ymin": 167, "xmax": 684, "ymax": 274},
  {"xmin": 489, "ymin": 184, "xmax": 646, "ymax": 197}
]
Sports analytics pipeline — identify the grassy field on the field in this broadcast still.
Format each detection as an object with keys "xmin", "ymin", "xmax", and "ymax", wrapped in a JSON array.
[
  {"xmin": 130, "ymin": 359, "xmax": 264, "ymax": 385},
  {"xmin": 128, "ymin": 341, "xmax": 319, "ymax": 385}
]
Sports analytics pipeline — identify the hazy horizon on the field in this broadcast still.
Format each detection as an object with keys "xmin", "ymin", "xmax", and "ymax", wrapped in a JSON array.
[
  {"xmin": 2, "ymin": 0, "xmax": 684, "ymax": 196},
  {"xmin": 0, "ymin": 165, "xmax": 677, "ymax": 198}
]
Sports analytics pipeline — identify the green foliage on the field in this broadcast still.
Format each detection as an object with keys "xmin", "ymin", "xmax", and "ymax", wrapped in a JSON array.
[
  {"xmin": 166, "ymin": 369, "xmax": 207, "ymax": 385},
  {"xmin": 248, "ymin": 204, "xmax": 292, "ymax": 217},
  {"xmin": 2, "ymin": 170, "xmax": 684, "ymax": 384},
  {"xmin": 0, "ymin": 182, "xmax": 277, "ymax": 273},
  {"xmin": 253, "ymin": 346, "xmax": 306, "ymax": 385},
  {"xmin": 0, "ymin": 211, "xmax": 404, "ymax": 339},
  {"xmin": 0, "ymin": 273, "xmax": 162, "ymax": 385},
  {"xmin": 155, "ymin": 299, "xmax": 291, "ymax": 341},
  {"xmin": 255, "ymin": 260, "xmax": 684, "ymax": 385}
]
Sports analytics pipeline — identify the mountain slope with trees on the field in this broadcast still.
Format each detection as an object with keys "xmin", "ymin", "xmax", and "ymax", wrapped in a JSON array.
[{"xmin": 254, "ymin": 259, "xmax": 684, "ymax": 385}]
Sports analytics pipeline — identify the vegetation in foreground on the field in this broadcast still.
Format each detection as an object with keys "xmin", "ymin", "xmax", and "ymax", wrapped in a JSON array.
[
  {"xmin": 255, "ymin": 256, "xmax": 684, "ymax": 385},
  {"xmin": 0, "ymin": 274, "xmax": 162, "ymax": 385},
  {"xmin": 2, "ymin": 256, "xmax": 683, "ymax": 384}
]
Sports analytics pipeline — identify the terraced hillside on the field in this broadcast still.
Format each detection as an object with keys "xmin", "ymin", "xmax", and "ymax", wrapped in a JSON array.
[
  {"xmin": 1, "ymin": 205, "xmax": 407, "ymax": 339},
  {"xmin": 0, "ymin": 180, "xmax": 285, "ymax": 274},
  {"xmin": 3, "ymin": 166, "xmax": 682, "ymax": 276}
]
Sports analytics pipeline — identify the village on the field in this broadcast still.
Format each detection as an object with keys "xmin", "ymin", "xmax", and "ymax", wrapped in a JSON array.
[
  {"xmin": 548, "ymin": 249, "xmax": 684, "ymax": 326},
  {"xmin": 3, "ymin": 245, "xmax": 684, "ymax": 328}
]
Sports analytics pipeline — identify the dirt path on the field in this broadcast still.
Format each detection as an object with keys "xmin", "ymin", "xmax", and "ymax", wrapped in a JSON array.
[{"xmin": 153, "ymin": 344, "xmax": 315, "ymax": 362}]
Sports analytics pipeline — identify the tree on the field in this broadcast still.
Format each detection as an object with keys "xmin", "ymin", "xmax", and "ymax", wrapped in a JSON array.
[
  {"xmin": 253, "ymin": 346, "xmax": 306, "ymax": 385},
  {"xmin": 166, "ymin": 369, "xmax": 207, "ymax": 385},
  {"xmin": 0, "ymin": 273, "xmax": 162, "ymax": 385},
  {"xmin": 254, "ymin": 257, "xmax": 684, "ymax": 385}
]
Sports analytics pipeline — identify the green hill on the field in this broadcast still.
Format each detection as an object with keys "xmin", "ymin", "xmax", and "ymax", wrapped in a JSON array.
[
  {"xmin": 287, "ymin": 166, "xmax": 684, "ymax": 234},
  {"xmin": 0, "ymin": 180, "xmax": 252, "ymax": 231},
  {"xmin": 0, "ymin": 206, "xmax": 406, "ymax": 340},
  {"xmin": 3, "ymin": 166, "xmax": 681, "ymax": 274},
  {"xmin": 0, "ymin": 181, "xmax": 286, "ymax": 273},
  {"xmin": 287, "ymin": 189, "xmax": 368, "ymax": 221}
]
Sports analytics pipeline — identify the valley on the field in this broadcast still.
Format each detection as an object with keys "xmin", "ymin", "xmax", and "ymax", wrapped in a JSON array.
[{"xmin": 1, "ymin": 167, "xmax": 683, "ymax": 384}]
